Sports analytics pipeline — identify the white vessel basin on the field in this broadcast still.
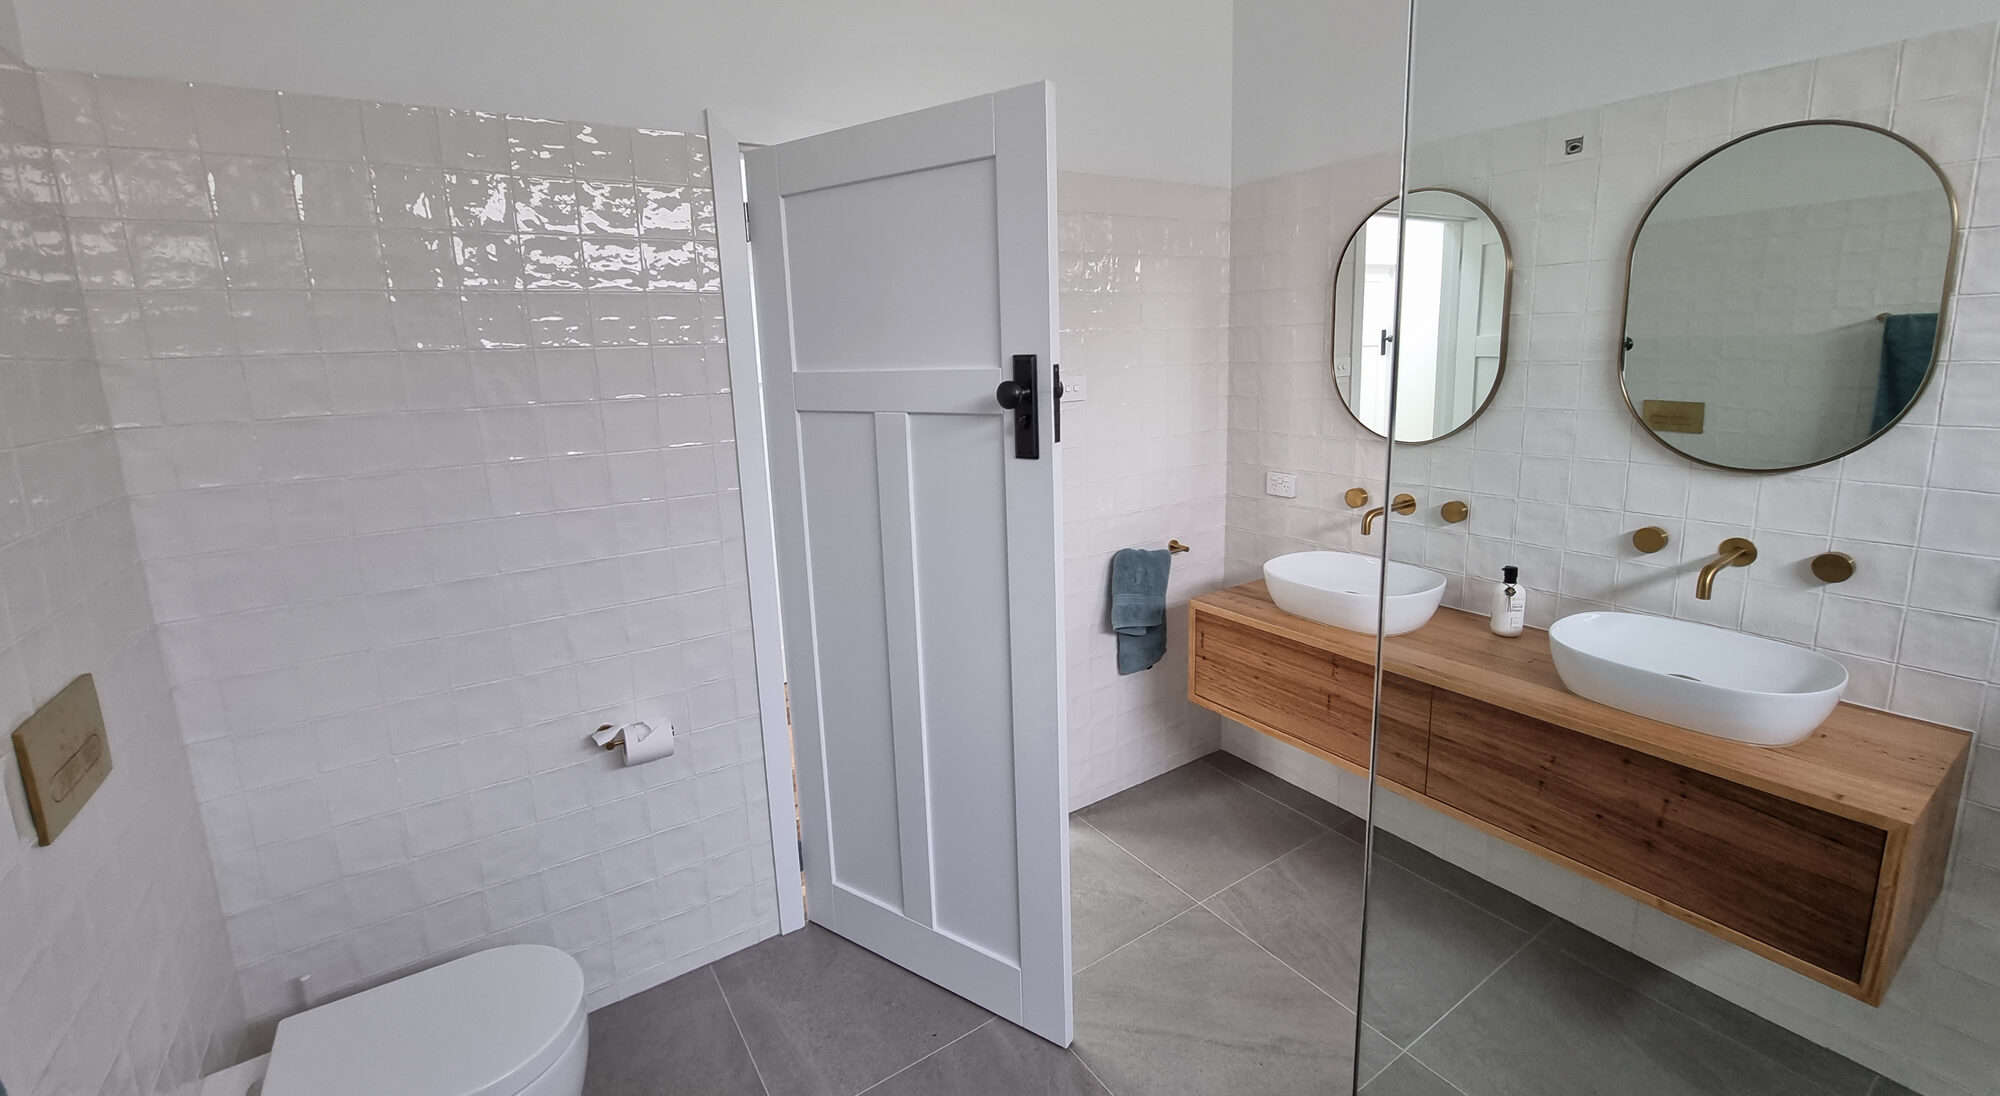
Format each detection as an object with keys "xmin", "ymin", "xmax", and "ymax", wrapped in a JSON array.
[
  {"xmin": 1549, "ymin": 612, "xmax": 1847, "ymax": 747},
  {"xmin": 1263, "ymin": 551, "xmax": 1446, "ymax": 636}
]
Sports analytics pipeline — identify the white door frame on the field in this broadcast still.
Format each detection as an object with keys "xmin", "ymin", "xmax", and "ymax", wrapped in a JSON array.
[{"xmin": 705, "ymin": 109, "xmax": 806, "ymax": 936}]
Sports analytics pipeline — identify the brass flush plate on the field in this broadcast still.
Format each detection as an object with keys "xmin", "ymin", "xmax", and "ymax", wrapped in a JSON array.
[
  {"xmin": 1641, "ymin": 399, "xmax": 1706, "ymax": 434},
  {"xmin": 10, "ymin": 674, "xmax": 111, "ymax": 846}
]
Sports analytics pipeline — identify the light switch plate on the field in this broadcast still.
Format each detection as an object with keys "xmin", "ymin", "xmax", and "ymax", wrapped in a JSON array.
[
  {"xmin": 10, "ymin": 674, "xmax": 111, "ymax": 846},
  {"xmin": 1266, "ymin": 470, "xmax": 1298, "ymax": 499}
]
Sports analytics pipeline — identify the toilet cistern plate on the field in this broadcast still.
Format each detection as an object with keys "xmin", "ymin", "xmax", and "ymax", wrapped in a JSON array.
[
  {"xmin": 1263, "ymin": 551, "xmax": 1446, "ymax": 636},
  {"xmin": 1549, "ymin": 612, "xmax": 1847, "ymax": 747}
]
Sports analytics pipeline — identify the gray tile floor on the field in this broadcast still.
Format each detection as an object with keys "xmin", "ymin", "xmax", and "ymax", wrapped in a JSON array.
[{"xmin": 585, "ymin": 752, "xmax": 1903, "ymax": 1096}]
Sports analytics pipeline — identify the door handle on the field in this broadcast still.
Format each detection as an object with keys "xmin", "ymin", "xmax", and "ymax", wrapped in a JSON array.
[
  {"xmin": 1052, "ymin": 363, "xmax": 1064, "ymax": 444},
  {"xmin": 997, "ymin": 354, "xmax": 1040, "ymax": 459}
]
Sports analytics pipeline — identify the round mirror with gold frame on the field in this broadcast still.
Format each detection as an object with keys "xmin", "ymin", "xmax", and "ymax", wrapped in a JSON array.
[
  {"xmin": 1619, "ymin": 121, "xmax": 1958, "ymax": 473},
  {"xmin": 1331, "ymin": 187, "xmax": 1513, "ymax": 443}
]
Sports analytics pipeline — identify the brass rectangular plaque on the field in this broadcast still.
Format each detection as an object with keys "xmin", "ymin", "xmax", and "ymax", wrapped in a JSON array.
[
  {"xmin": 10, "ymin": 674, "xmax": 111, "ymax": 846},
  {"xmin": 1642, "ymin": 399, "xmax": 1706, "ymax": 434}
]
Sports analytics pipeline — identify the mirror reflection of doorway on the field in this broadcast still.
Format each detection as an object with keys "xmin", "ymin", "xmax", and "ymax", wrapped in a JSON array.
[{"xmin": 1334, "ymin": 188, "xmax": 1512, "ymax": 443}]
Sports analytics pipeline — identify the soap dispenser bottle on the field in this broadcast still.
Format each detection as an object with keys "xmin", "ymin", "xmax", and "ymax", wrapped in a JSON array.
[{"xmin": 1490, "ymin": 565, "xmax": 1525, "ymax": 637}]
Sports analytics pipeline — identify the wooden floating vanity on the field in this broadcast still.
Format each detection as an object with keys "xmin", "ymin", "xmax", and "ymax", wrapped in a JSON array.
[{"xmin": 1187, "ymin": 582, "xmax": 1971, "ymax": 1004}]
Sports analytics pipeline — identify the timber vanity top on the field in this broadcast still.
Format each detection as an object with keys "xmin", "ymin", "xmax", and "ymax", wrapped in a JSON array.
[{"xmin": 1188, "ymin": 581, "xmax": 1971, "ymax": 1004}]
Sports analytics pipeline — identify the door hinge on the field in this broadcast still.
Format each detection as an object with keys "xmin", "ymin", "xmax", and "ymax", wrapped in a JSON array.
[
  {"xmin": 744, "ymin": 202, "xmax": 753, "ymax": 241},
  {"xmin": 796, "ymin": 836, "xmax": 805, "ymax": 868}
]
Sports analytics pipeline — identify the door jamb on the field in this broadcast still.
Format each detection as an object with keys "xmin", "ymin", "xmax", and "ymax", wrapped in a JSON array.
[{"xmin": 704, "ymin": 109, "xmax": 806, "ymax": 935}]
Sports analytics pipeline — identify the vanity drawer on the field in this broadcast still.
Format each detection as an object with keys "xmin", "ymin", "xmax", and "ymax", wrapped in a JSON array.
[
  {"xmin": 1190, "ymin": 611, "xmax": 1431, "ymax": 787},
  {"xmin": 1425, "ymin": 692, "xmax": 1884, "ymax": 981}
]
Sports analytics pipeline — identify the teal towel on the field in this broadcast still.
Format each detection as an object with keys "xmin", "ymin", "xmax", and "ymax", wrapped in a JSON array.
[
  {"xmin": 1873, "ymin": 313, "xmax": 1937, "ymax": 432},
  {"xmin": 1110, "ymin": 547, "xmax": 1172, "ymax": 674}
]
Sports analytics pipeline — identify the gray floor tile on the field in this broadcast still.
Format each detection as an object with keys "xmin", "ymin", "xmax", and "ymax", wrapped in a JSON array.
[
  {"xmin": 1537, "ymin": 920, "xmax": 1877, "ymax": 1096},
  {"xmin": 1870, "ymin": 1079, "xmax": 1921, "ymax": 1095},
  {"xmin": 1205, "ymin": 830, "xmax": 1366, "ymax": 1003},
  {"xmin": 1210, "ymin": 833, "xmax": 1531, "ymax": 1044},
  {"xmin": 584, "ymin": 967, "xmax": 765, "ymax": 1096},
  {"xmin": 1357, "ymin": 1023, "xmax": 1405, "ymax": 1086},
  {"xmin": 865, "ymin": 1020, "xmax": 1107, "ymax": 1096},
  {"xmin": 1070, "ymin": 818, "xmax": 1195, "ymax": 968},
  {"xmin": 1370, "ymin": 833, "xmax": 1551, "ymax": 933},
  {"xmin": 1411, "ymin": 939, "xmax": 1831, "ymax": 1096},
  {"xmin": 1078, "ymin": 762, "xmax": 1325, "ymax": 898},
  {"xmin": 713, "ymin": 925, "xmax": 992, "ymax": 1096},
  {"xmin": 1362, "ymin": 1056, "xmax": 1466, "ymax": 1096},
  {"xmin": 1203, "ymin": 750, "xmax": 1368, "ymax": 838},
  {"xmin": 1074, "ymin": 906, "xmax": 1377, "ymax": 1096}
]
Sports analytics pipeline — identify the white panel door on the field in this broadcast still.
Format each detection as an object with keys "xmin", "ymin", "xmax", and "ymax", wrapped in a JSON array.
[{"xmin": 746, "ymin": 84, "xmax": 1070, "ymax": 1044}]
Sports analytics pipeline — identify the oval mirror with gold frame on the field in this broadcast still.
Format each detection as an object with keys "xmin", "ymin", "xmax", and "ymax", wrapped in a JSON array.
[
  {"xmin": 1331, "ymin": 187, "xmax": 1514, "ymax": 443},
  {"xmin": 1619, "ymin": 121, "xmax": 1958, "ymax": 473}
]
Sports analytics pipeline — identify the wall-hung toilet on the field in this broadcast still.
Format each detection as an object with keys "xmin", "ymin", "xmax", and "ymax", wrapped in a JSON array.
[{"xmin": 202, "ymin": 945, "xmax": 588, "ymax": 1096}]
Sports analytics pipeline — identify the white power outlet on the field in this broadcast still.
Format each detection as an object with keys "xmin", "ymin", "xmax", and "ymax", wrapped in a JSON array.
[
  {"xmin": 1060, "ymin": 373, "xmax": 1086, "ymax": 402},
  {"xmin": 1265, "ymin": 470, "xmax": 1298, "ymax": 499}
]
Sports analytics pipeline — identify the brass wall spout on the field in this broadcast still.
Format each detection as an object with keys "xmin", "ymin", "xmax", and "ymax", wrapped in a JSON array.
[
  {"xmin": 1695, "ymin": 537, "xmax": 1757, "ymax": 599},
  {"xmin": 1361, "ymin": 493, "xmax": 1416, "ymax": 535}
]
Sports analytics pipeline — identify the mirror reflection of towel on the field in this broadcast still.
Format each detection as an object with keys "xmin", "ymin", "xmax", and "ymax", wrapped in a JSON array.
[
  {"xmin": 1873, "ymin": 313, "xmax": 1937, "ymax": 433},
  {"xmin": 1109, "ymin": 548, "xmax": 1171, "ymax": 675}
]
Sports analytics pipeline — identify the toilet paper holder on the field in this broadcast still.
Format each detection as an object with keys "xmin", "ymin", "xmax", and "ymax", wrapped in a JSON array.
[{"xmin": 589, "ymin": 720, "xmax": 675, "ymax": 764}]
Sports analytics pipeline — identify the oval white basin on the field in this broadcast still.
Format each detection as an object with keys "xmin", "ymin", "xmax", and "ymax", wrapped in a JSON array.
[
  {"xmin": 1264, "ymin": 551, "xmax": 1445, "ymax": 636},
  {"xmin": 1549, "ymin": 612, "xmax": 1847, "ymax": 747}
]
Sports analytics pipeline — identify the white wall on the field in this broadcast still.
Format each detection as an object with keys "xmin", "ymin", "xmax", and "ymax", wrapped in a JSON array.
[
  {"xmin": 1231, "ymin": 0, "xmax": 1407, "ymax": 184},
  {"xmin": 1229, "ymin": 0, "xmax": 2000, "ymax": 184},
  {"xmin": 0, "ymin": 0, "xmax": 19, "ymax": 62},
  {"xmin": 10, "ymin": 0, "xmax": 1235, "ymax": 185},
  {"xmin": 1058, "ymin": 172, "xmax": 1232, "ymax": 808},
  {"xmin": 1410, "ymin": 0, "xmax": 2000, "ymax": 141},
  {"xmin": 0, "ymin": 45, "xmax": 245, "ymax": 1096},
  {"xmin": 43, "ymin": 69, "xmax": 779, "ymax": 1037}
]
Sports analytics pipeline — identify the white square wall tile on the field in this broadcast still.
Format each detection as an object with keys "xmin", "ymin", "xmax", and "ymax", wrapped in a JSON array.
[
  {"xmin": 194, "ymin": 84, "xmax": 285, "ymax": 156},
  {"xmin": 94, "ymin": 75, "xmax": 198, "ymax": 150},
  {"xmin": 1731, "ymin": 63, "xmax": 1811, "ymax": 132},
  {"xmin": 1897, "ymin": 23, "xmax": 1999, "ymax": 103},
  {"xmin": 1813, "ymin": 44, "xmax": 1900, "ymax": 118},
  {"xmin": 363, "ymin": 102, "xmax": 443, "ymax": 166},
  {"xmin": 281, "ymin": 92, "xmax": 367, "ymax": 160},
  {"xmin": 37, "ymin": 70, "xmax": 103, "ymax": 144}
]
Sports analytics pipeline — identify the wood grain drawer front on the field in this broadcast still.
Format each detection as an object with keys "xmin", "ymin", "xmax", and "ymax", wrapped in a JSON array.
[
  {"xmin": 1426, "ymin": 693, "xmax": 1885, "ymax": 982},
  {"xmin": 1191, "ymin": 612, "xmax": 1432, "ymax": 786}
]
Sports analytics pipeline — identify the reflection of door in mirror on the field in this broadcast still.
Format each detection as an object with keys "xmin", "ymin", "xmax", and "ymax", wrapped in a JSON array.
[
  {"xmin": 1350, "ymin": 213, "xmax": 1399, "ymax": 429},
  {"xmin": 1333, "ymin": 188, "xmax": 1512, "ymax": 443}
]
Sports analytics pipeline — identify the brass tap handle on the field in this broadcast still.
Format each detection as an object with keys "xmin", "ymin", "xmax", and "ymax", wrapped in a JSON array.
[
  {"xmin": 1810, "ymin": 552, "xmax": 1855, "ymax": 583},
  {"xmin": 1632, "ymin": 526, "xmax": 1669, "ymax": 554},
  {"xmin": 1344, "ymin": 487, "xmax": 1371, "ymax": 509},
  {"xmin": 1441, "ymin": 500, "xmax": 1469, "ymax": 524}
]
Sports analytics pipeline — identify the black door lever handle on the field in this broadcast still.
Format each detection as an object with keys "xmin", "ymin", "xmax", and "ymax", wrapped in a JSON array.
[{"xmin": 998, "ymin": 355, "xmax": 1040, "ymax": 459}]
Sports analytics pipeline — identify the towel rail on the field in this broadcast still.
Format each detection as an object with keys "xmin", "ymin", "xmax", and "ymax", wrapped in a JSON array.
[{"xmin": 1167, "ymin": 539, "xmax": 1191, "ymax": 554}]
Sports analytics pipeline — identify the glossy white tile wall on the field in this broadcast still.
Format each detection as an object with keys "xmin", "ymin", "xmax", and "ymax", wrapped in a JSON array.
[
  {"xmin": 0, "ymin": 49, "xmax": 246, "ymax": 1096},
  {"xmin": 1225, "ymin": 149, "xmax": 1400, "ymax": 577},
  {"xmin": 1227, "ymin": 22, "xmax": 2000, "ymax": 1096},
  {"xmin": 1058, "ymin": 172, "xmax": 1231, "ymax": 808},
  {"xmin": 40, "ymin": 70, "xmax": 780, "ymax": 1034}
]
